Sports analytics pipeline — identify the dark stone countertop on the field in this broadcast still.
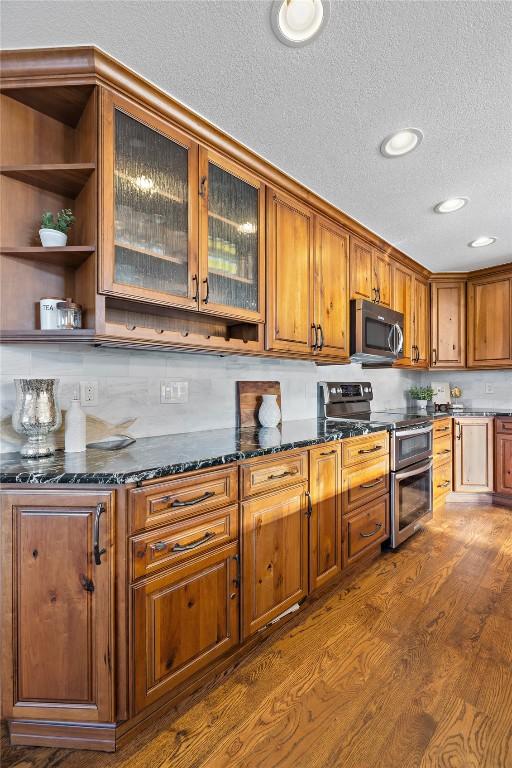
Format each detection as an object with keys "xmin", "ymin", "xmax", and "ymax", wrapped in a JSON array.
[{"xmin": 0, "ymin": 419, "xmax": 392, "ymax": 486}]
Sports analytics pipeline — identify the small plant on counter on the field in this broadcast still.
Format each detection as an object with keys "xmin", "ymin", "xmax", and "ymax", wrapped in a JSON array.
[
  {"xmin": 39, "ymin": 209, "xmax": 75, "ymax": 247},
  {"xmin": 409, "ymin": 385, "xmax": 434, "ymax": 408}
]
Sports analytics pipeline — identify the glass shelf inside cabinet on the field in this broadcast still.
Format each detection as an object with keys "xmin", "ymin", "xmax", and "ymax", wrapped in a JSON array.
[
  {"xmin": 114, "ymin": 110, "xmax": 189, "ymax": 297},
  {"xmin": 207, "ymin": 162, "xmax": 259, "ymax": 312}
]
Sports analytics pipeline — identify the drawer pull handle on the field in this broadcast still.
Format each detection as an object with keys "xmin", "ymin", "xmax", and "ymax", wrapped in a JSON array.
[
  {"xmin": 437, "ymin": 480, "xmax": 451, "ymax": 488},
  {"xmin": 360, "ymin": 522, "xmax": 383, "ymax": 539},
  {"xmin": 320, "ymin": 449, "xmax": 337, "ymax": 456},
  {"xmin": 171, "ymin": 531, "xmax": 216, "ymax": 553},
  {"xmin": 150, "ymin": 541, "xmax": 168, "ymax": 552},
  {"xmin": 268, "ymin": 469, "xmax": 298, "ymax": 480},
  {"xmin": 436, "ymin": 449, "xmax": 451, "ymax": 455},
  {"xmin": 436, "ymin": 426, "xmax": 450, "ymax": 433},
  {"xmin": 360, "ymin": 479, "xmax": 382, "ymax": 489},
  {"xmin": 358, "ymin": 445, "xmax": 382, "ymax": 454},
  {"xmin": 171, "ymin": 491, "xmax": 215, "ymax": 508}
]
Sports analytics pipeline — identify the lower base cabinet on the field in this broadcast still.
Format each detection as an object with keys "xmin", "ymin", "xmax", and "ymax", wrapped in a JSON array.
[
  {"xmin": 496, "ymin": 419, "xmax": 512, "ymax": 495},
  {"xmin": 132, "ymin": 543, "xmax": 239, "ymax": 713},
  {"xmin": 342, "ymin": 496, "xmax": 390, "ymax": 569},
  {"xmin": 241, "ymin": 483, "xmax": 309, "ymax": 638},
  {"xmin": 309, "ymin": 444, "xmax": 342, "ymax": 591},
  {"xmin": 454, "ymin": 417, "xmax": 494, "ymax": 493}
]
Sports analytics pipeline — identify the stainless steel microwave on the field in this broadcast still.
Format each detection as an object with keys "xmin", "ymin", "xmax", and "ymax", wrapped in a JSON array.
[{"xmin": 350, "ymin": 300, "xmax": 404, "ymax": 364}]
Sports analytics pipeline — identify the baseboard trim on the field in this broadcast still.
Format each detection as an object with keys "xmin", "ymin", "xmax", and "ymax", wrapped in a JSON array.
[
  {"xmin": 8, "ymin": 719, "xmax": 117, "ymax": 752},
  {"xmin": 446, "ymin": 492, "xmax": 494, "ymax": 504}
]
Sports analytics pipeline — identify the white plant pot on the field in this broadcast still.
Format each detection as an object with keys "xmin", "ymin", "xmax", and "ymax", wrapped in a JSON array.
[
  {"xmin": 416, "ymin": 399, "xmax": 428, "ymax": 409},
  {"xmin": 39, "ymin": 228, "xmax": 67, "ymax": 247},
  {"xmin": 258, "ymin": 394, "xmax": 281, "ymax": 428}
]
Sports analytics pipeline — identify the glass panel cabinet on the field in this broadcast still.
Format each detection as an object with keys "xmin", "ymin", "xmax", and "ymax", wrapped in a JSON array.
[
  {"xmin": 101, "ymin": 94, "xmax": 264, "ymax": 322},
  {"xmin": 101, "ymin": 92, "xmax": 199, "ymax": 309},
  {"xmin": 199, "ymin": 149, "xmax": 264, "ymax": 321}
]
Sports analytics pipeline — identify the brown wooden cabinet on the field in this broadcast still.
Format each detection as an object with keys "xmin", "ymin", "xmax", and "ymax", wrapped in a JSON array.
[
  {"xmin": 241, "ymin": 483, "xmax": 309, "ymax": 638},
  {"xmin": 454, "ymin": 418, "xmax": 494, "ymax": 493},
  {"xmin": 313, "ymin": 215, "xmax": 350, "ymax": 359},
  {"xmin": 496, "ymin": 418, "xmax": 512, "ymax": 496},
  {"xmin": 308, "ymin": 444, "xmax": 342, "ymax": 591},
  {"xmin": 0, "ymin": 490, "xmax": 115, "ymax": 724},
  {"xmin": 412, "ymin": 275, "xmax": 429, "ymax": 367},
  {"xmin": 392, "ymin": 262, "xmax": 413, "ymax": 366},
  {"xmin": 467, "ymin": 273, "xmax": 512, "ymax": 368},
  {"xmin": 132, "ymin": 542, "xmax": 239, "ymax": 713},
  {"xmin": 349, "ymin": 238, "xmax": 391, "ymax": 306},
  {"xmin": 430, "ymin": 280, "xmax": 466, "ymax": 368}
]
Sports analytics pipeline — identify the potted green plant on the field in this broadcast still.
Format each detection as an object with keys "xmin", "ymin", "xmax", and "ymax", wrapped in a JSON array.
[
  {"xmin": 39, "ymin": 209, "xmax": 75, "ymax": 247},
  {"xmin": 409, "ymin": 385, "xmax": 434, "ymax": 410}
]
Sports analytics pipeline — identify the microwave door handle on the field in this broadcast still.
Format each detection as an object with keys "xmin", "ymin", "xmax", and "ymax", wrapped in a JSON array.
[
  {"xmin": 387, "ymin": 325, "xmax": 396, "ymax": 354},
  {"xmin": 394, "ymin": 323, "xmax": 404, "ymax": 355}
]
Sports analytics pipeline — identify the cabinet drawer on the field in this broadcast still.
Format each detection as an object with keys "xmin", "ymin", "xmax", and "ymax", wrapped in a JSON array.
[
  {"xmin": 433, "ymin": 418, "xmax": 452, "ymax": 440},
  {"xmin": 433, "ymin": 460, "xmax": 452, "ymax": 498},
  {"xmin": 342, "ymin": 432, "xmax": 389, "ymax": 467},
  {"xmin": 341, "ymin": 455, "xmax": 389, "ymax": 513},
  {"xmin": 240, "ymin": 452, "xmax": 308, "ymax": 499},
  {"xmin": 129, "ymin": 467, "xmax": 238, "ymax": 533},
  {"xmin": 497, "ymin": 417, "xmax": 512, "ymax": 434},
  {"xmin": 342, "ymin": 496, "xmax": 389, "ymax": 568},
  {"xmin": 433, "ymin": 435, "xmax": 453, "ymax": 467},
  {"xmin": 131, "ymin": 504, "xmax": 238, "ymax": 580}
]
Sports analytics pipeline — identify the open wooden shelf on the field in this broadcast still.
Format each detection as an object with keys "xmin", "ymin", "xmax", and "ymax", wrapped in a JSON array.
[
  {"xmin": 0, "ymin": 245, "xmax": 95, "ymax": 267},
  {"xmin": 0, "ymin": 163, "xmax": 95, "ymax": 198},
  {"xmin": 1, "ymin": 85, "xmax": 95, "ymax": 127}
]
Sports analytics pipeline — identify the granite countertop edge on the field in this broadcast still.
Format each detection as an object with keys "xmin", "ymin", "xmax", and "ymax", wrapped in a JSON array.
[{"xmin": 0, "ymin": 421, "xmax": 391, "ymax": 486}]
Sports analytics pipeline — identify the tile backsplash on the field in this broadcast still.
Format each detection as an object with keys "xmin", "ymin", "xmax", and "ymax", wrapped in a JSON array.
[
  {"xmin": 0, "ymin": 344, "xmax": 419, "ymax": 453},
  {"xmin": 422, "ymin": 370, "xmax": 512, "ymax": 410}
]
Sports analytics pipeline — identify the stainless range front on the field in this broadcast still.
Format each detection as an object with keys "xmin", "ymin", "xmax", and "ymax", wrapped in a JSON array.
[{"xmin": 318, "ymin": 382, "xmax": 434, "ymax": 548}]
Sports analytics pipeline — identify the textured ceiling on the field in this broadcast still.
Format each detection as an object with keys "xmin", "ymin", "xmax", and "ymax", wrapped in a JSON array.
[{"xmin": 2, "ymin": 0, "xmax": 511, "ymax": 271}]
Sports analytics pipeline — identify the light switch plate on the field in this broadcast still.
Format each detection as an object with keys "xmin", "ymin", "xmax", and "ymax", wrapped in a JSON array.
[
  {"xmin": 485, "ymin": 383, "xmax": 494, "ymax": 394},
  {"xmin": 160, "ymin": 380, "xmax": 189, "ymax": 404}
]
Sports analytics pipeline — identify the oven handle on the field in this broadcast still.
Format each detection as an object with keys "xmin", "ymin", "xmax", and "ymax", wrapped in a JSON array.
[
  {"xmin": 394, "ymin": 425, "xmax": 433, "ymax": 438},
  {"xmin": 394, "ymin": 459, "xmax": 433, "ymax": 481}
]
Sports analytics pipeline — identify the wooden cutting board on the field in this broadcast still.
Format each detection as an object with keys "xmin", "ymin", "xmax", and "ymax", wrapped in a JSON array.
[{"xmin": 237, "ymin": 381, "xmax": 281, "ymax": 428}]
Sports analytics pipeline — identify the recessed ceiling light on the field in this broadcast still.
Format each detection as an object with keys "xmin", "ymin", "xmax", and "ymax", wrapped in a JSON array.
[
  {"xmin": 468, "ymin": 236, "xmax": 497, "ymax": 248},
  {"xmin": 380, "ymin": 128, "xmax": 423, "ymax": 158},
  {"xmin": 271, "ymin": 0, "xmax": 330, "ymax": 47},
  {"xmin": 434, "ymin": 197, "xmax": 469, "ymax": 214}
]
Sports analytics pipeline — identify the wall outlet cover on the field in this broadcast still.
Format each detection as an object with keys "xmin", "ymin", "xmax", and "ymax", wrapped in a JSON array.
[
  {"xmin": 160, "ymin": 380, "xmax": 189, "ymax": 404},
  {"xmin": 485, "ymin": 383, "xmax": 495, "ymax": 394},
  {"xmin": 79, "ymin": 380, "xmax": 99, "ymax": 406}
]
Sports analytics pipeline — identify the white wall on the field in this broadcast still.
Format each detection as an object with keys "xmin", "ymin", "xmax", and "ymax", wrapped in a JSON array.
[
  {"xmin": 422, "ymin": 370, "xmax": 512, "ymax": 410},
  {"xmin": 0, "ymin": 344, "xmax": 419, "ymax": 453}
]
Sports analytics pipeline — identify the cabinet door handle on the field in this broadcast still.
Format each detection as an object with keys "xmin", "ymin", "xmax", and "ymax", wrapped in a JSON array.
[
  {"xmin": 171, "ymin": 531, "xmax": 215, "ymax": 553},
  {"xmin": 202, "ymin": 277, "xmax": 210, "ymax": 304},
  {"xmin": 456, "ymin": 422, "xmax": 462, "ymax": 440},
  {"xmin": 437, "ymin": 480, "xmax": 451, "ymax": 488},
  {"xmin": 360, "ymin": 479, "xmax": 382, "ymax": 489},
  {"xmin": 232, "ymin": 553, "xmax": 241, "ymax": 588},
  {"xmin": 268, "ymin": 469, "xmax": 298, "ymax": 480},
  {"xmin": 358, "ymin": 445, "xmax": 382, "ymax": 454},
  {"xmin": 372, "ymin": 287, "xmax": 378, "ymax": 302},
  {"xmin": 377, "ymin": 287, "xmax": 381, "ymax": 304},
  {"xmin": 432, "ymin": 348, "xmax": 437, "ymax": 365},
  {"xmin": 360, "ymin": 522, "xmax": 383, "ymax": 538},
  {"xmin": 93, "ymin": 503, "xmax": 106, "ymax": 565},
  {"xmin": 192, "ymin": 274, "xmax": 199, "ymax": 302},
  {"xmin": 311, "ymin": 323, "xmax": 318, "ymax": 351},
  {"xmin": 305, "ymin": 491, "xmax": 313, "ymax": 518},
  {"xmin": 199, "ymin": 175, "xmax": 207, "ymax": 198},
  {"xmin": 317, "ymin": 324, "xmax": 324, "ymax": 351},
  {"xmin": 171, "ymin": 490, "xmax": 215, "ymax": 508}
]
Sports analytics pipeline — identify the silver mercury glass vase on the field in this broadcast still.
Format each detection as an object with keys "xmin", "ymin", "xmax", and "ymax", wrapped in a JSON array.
[{"xmin": 12, "ymin": 378, "xmax": 61, "ymax": 458}]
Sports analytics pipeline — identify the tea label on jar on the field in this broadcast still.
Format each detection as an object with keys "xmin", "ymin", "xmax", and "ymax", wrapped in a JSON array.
[{"xmin": 40, "ymin": 298, "xmax": 62, "ymax": 330}]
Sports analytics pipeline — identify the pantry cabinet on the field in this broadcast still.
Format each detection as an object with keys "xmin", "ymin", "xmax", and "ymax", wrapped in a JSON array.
[
  {"xmin": 467, "ymin": 273, "xmax": 512, "ymax": 368},
  {"xmin": 430, "ymin": 280, "xmax": 466, "ymax": 368},
  {"xmin": 0, "ymin": 490, "xmax": 115, "ymax": 724},
  {"xmin": 454, "ymin": 417, "xmax": 494, "ymax": 493}
]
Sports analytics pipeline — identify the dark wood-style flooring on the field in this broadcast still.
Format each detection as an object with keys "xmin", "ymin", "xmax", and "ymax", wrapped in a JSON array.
[{"xmin": 3, "ymin": 501, "xmax": 512, "ymax": 768}]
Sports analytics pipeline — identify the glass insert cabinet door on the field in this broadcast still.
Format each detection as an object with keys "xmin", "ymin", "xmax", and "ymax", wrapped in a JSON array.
[
  {"xmin": 101, "ymin": 92, "xmax": 199, "ymax": 309},
  {"xmin": 198, "ymin": 149, "xmax": 265, "ymax": 322}
]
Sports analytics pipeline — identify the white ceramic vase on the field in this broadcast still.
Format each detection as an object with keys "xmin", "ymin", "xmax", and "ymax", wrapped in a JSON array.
[
  {"xmin": 416, "ymin": 399, "xmax": 428, "ymax": 410},
  {"xmin": 258, "ymin": 394, "xmax": 281, "ymax": 428},
  {"xmin": 39, "ymin": 228, "xmax": 67, "ymax": 247}
]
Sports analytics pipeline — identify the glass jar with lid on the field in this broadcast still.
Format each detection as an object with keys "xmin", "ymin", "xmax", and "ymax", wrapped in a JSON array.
[{"xmin": 56, "ymin": 298, "xmax": 82, "ymax": 330}]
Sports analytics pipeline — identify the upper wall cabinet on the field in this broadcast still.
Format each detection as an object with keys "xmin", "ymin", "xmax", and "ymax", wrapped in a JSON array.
[
  {"xmin": 412, "ymin": 275, "xmax": 429, "ymax": 368},
  {"xmin": 392, "ymin": 265, "xmax": 429, "ymax": 368},
  {"xmin": 349, "ymin": 238, "xmax": 391, "ymax": 307},
  {"xmin": 313, "ymin": 216, "xmax": 350, "ymax": 359},
  {"xmin": 392, "ymin": 262, "xmax": 413, "ymax": 366},
  {"xmin": 467, "ymin": 272, "xmax": 512, "ymax": 368},
  {"xmin": 100, "ymin": 93, "xmax": 265, "ymax": 323},
  {"xmin": 430, "ymin": 280, "xmax": 466, "ymax": 368}
]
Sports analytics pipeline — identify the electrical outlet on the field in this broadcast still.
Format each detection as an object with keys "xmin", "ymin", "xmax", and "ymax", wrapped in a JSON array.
[
  {"xmin": 160, "ymin": 380, "xmax": 189, "ymax": 404},
  {"xmin": 80, "ymin": 380, "xmax": 99, "ymax": 406},
  {"xmin": 485, "ymin": 383, "xmax": 494, "ymax": 394}
]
